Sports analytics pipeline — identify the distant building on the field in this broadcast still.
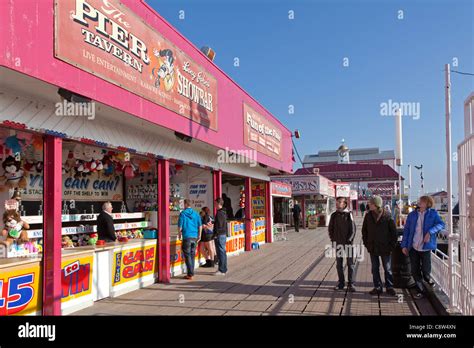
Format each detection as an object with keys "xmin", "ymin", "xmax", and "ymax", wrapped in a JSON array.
[
  {"xmin": 299, "ymin": 143, "xmax": 403, "ymax": 205},
  {"xmin": 303, "ymin": 146, "xmax": 397, "ymax": 172},
  {"xmin": 295, "ymin": 164, "xmax": 402, "ymax": 205}
]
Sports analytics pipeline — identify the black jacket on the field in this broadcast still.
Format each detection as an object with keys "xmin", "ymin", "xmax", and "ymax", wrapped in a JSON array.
[
  {"xmin": 97, "ymin": 211, "xmax": 116, "ymax": 242},
  {"xmin": 292, "ymin": 204, "xmax": 301, "ymax": 218},
  {"xmin": 213, "ymin": 208, "xmax": 228, "ymax": 236},
  {"xmin": 328, "ymin": 209, "xmax": 356, "ymax": 245},
  {"xmin": 362, "ymin": 210, "xmax": 397, "ymax": 256}
]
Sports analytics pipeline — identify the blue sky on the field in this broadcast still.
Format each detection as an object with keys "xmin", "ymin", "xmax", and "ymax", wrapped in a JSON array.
[{"xmin": 148, "ymin": 0, "xmax": 473, "ymax": 197}]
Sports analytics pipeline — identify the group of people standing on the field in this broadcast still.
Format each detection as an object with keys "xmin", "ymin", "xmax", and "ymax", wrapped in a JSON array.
[
  {"xmin": 177, "ymin": 197, "xmax": 229, "ymax": 280},
  {"xmin": 329, "ymin": 195, "xmax": 445, "ymax": 299}
]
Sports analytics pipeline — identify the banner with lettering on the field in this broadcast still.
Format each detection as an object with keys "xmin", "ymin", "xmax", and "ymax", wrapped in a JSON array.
[
  {"xmin": 20, "ymin": 172, "xmax": 123, "ymax": 201},
  {"xmin": 243, "ymin": 102, "xmax": 282, "ymax": 160},
  {"xmin": 251, "ymin": 183, "xmax": 266, "ymax": 217},
  {"xmin": 61, "ymin": 255, "xmax": 93, "ymax": 303},
  {"xmin": 112, "ymin": 245, "xmax": 157, "ymax": 286},
  {"xmin": 55, "ymin": 0, "xmax": 218, "ymax": 130}
]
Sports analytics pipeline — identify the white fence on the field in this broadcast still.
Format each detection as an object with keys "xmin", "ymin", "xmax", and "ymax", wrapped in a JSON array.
[{"xmin": 432, "ymin": 134, "xmax": 474, "ymax": 315}]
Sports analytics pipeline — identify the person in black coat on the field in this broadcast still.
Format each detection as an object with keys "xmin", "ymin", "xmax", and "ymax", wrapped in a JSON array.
[
  {"xmin": 362, "ymin": 195, "xmax": 397, "ymax": 296},
  {"xmin": 97, "ymin": 202, "xmax": 116, "ymax": 242},
  {"xmin": 328, "ymin": 197, "xmax": 357, "ymax": 291},
  {"xmin": 213, "ymin": 198, "xmax": 228, "ymax": 275}
]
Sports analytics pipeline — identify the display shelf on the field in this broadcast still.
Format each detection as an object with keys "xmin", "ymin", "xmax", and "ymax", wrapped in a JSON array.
[
  {"xmin": 23, "ymin": 212, "xmax": 147, "ymax": 225},
  {"xmin": 27, "ymin": 221, "xmax": 151, "ymax": 238}
]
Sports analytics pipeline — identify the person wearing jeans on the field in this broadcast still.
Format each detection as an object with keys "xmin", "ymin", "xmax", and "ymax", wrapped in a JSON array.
[
  {"xmin": 182, "ymin": 238, "xmax": 197, "ymax": 278},
  {"xmin": 178, "ymin": 199, "xmax": 202, "ymax": 280},
  {"xmin": 362, "ymin": 195, "xmax": 398, "ymax": 296},
  {"xmin": 213, "ymin": 197, "xmax": 228, "ymax": 275},
  {"xmin": 370, "ymin": 254, "xmax": 394, "ymax": 290},
  {"xmin": 401, "ymin": 196, "xmax": 445, "ymax": 298},
  {"xmin": 328, "ymin": 197, "xmax": 357, "ymax": 292}
]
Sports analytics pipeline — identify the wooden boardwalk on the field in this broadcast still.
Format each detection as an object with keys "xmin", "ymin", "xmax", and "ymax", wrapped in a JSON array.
[{"xmin": 74, "ymin": 218, "xmax": 436, "ymax": 316}]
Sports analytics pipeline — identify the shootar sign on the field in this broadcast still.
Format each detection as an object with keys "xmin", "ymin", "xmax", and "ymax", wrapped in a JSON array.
[{"xmin": 55, "ymin": 0, "xmax": 218, "ymax": 130}]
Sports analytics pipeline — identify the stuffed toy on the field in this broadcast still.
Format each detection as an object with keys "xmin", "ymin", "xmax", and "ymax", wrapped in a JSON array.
[
  {"xmin": 61, "ymin": 236, "xmax": 74, "ymax": 248},
  {"xmin": 1, "ymin": 210, "xmax": 29, "ymax": 247},
  {"xmin": 1, "ymin": 156, "xmax": 27, "ymax": 189},
  {"xmin": 88, "ymin": 233, "xmax": 98, "ymax": 245}
]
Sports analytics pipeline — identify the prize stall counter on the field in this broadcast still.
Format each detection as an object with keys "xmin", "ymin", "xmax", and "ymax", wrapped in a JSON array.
[{"xmin": 0, "ymin": 212, "xmax": 158, "ymax": 316}]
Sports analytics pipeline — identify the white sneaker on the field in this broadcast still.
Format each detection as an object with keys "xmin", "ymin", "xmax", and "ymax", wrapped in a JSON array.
[{"xmin": 215, "ymin": 271, "xmax": 226, "ymax": 276}]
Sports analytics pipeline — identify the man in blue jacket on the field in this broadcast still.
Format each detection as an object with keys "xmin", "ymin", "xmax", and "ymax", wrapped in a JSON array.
[
  {"xmin": 401, "ymin": 196, "xmax": 445, "ymax": 298},
  {"xmin": 178, "ymin": 199, "xmax": 202, "ymax": 280}
]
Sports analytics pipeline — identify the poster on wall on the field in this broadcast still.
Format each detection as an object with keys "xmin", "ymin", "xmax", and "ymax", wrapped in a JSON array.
[
  {"xmin": 55, "ymin": 0, "xmax": 218, "ymax": 130},
  {"xmin": 13, "ymin": 144, "xmax": 125, "ymax": 201},
  {"xmin": 243, "ymin": 102, "xmax": 282, "ymax": 160},
  {"xmin": 61, "ymin": 255, "xmax": 93, "ymax": 303},
  {"xmin": 251, "ymin": 183, "xmax": 265, "ymax": 217},
  {"xmin": 20, "ymin": 172, "xmax": 123, "ymax": 201},
  {"xmin": 188, "ymin": 180, "xmax": 209, "ymax": 210}
]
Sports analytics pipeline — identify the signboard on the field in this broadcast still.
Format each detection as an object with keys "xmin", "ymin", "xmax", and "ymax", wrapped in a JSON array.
[
  {"xmin": 251, "ymin": 183, "xmax": 266, "ymax": 217},
  {"xmin": 55, "ymin": 0, "xmax": 218, "ymax": 130},
  {"xmin": 336, "ymin": 184, "xmax": 351, "ymax": 198},
  {"xmin": 273, "ymin": 176, "xmax": 320, "ymax": 195},
  {"xmin": 127, "ymin": 184, "xmax": 157, "ymax": 201},
  {"xmin": 112, "ymin": 245, "xmax": 157, "ymax": 286},
  {"xmin": 243, "ymin": 103, "xmax": 282, "ymax": 160},
  {"xmin": 322, "ymin": 171, "xmax": 373, "ymax": 180},
  {"xmin": 21, "ymin": 172, "xmax": 123, "ymax": 201},
  {"xmin": 367, "ymin": 182, "xmax": 396, "ymax": 199},
  {"xmin": 61, "ymin": 255, "xmax": 93, "ymax": 302},
  {"xmin": 270, "ymin": 181, "xmax": 292, "ymax": 197},
  {"xmin": 0, "ymin": 263, "xmax": 42, "ymax": 316}
]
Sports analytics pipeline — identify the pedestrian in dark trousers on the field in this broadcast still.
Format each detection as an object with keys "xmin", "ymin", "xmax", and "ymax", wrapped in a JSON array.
[
  {"xmin": 401, "ymin": 196, "xmax": 445, "ymax": 299},
  {"xmin": 178, "ymin": 199, "xmax": 202, "ymax": 280},
  {"xmin": 292, "ymin": 200, "xmax": 302, "ymax": 232},
  {"xmin": 328, "ymin": 197, "xmax": 357, "ymax": 292},
  {"xmin": 213, "ymin": 197, "xmax": 228, "ymax": 275},
  {"xmin": 362, "ymin": 195, "xmax": 398, "ymax": 296}
]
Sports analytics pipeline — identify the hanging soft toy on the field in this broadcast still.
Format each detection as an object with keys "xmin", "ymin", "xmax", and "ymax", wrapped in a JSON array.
[
  {"xmin": 5, "ymin": 135, "xmax": 24, "ymax": 155},
  {"xmin": 91, "ymin": 148, "xmax": 104, "ymax": 172},
  {"xmin": 1, "ymin": 210, "xmax": 29, "ymax": 247},
  {"xmin": 1, "ymin": 156, "xmax": 26, "ymax": 188}
]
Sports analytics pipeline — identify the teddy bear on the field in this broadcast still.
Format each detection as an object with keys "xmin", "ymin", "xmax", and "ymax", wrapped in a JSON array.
[{"xmin": 1, "ymin": 210, "xmax": 29, "ymax": 248}]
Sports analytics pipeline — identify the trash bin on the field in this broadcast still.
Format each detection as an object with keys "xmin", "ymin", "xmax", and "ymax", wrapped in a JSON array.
[{"xmin": 391, "ymin": 228, "xmax": 416, "ymax": 288}]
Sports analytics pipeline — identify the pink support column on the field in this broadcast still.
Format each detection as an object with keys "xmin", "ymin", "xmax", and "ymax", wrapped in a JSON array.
[
  {"xmin": 42, "ymin": 136, "xmax": 62, "ymax": 316},
  {"xmin": 244, "ymin": 177, "xmax": 252, "ymax": 251},
  {"xmin": 265, "ymin": 181, "xmax": 272, "ymax": 243},
  {"xmin": 157, "ymin": 159, "xmax": 170, "ymax": 283},
  {"xmin": 301, "ymin": 196, "xmax": 306, "ymax": 229},
  {"xmin": 213, "ymin": 170, "xmax": 222, "ymax": 215}
]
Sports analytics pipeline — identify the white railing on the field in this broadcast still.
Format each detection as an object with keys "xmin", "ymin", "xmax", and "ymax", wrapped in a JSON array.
[{"xmin": 431, "ymin": 133, "xmax": 474, "ymax": 315}]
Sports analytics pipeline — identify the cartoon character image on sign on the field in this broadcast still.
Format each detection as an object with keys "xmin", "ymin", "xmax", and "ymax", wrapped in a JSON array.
[
  {"xmin": 1, "ymin": 156, "xmax": 27, "ymax": 189},
  {"xmin": 152, "ymin": 48, "xmax": 175, "ymax": 91},
  {"xmin": 1, "ymin": 210, "xmax": 29, "ymax": 247}
]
